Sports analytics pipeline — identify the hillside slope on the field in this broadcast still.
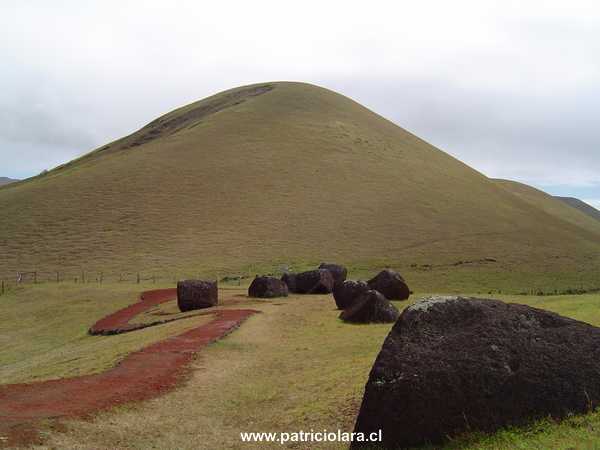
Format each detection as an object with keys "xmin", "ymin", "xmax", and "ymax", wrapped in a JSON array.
[
  {"xmin": 555, "ymin": 197, "xmax": 600, "ymax": 222},
  {"xmin": 1, "ymin": 82, "xmax": 599, "ymax": 291}
]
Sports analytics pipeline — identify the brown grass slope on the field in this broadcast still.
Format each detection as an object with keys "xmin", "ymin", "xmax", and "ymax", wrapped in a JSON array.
[{"xmin": 1, "ymin": 82, "xmax": 599, "ymax": 290}]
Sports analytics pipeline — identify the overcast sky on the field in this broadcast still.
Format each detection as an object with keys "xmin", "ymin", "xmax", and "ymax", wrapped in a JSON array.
[{"xmin": 1, "ymin": 1, "xmax": 599, "ymax": 207}]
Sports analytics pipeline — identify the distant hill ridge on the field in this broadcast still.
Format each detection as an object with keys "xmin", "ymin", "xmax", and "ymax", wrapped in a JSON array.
[
  {"xmin": 0, "ymin": 82, "xmax": 599, "ymax": 291},
  {"xmin": 493, "ymin": 179, "xmax": 600, "ymax": 236},
  {"xmin": 0, "ymin": 177, "xmax": 19, "ymax": 186},
  {"xmin": 554, "ymin": 197, "xmax": 600, "ymax": 222}
]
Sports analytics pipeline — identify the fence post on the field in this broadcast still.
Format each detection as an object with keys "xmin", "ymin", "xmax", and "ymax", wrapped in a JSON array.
[
  {"xmin": 81, "ymin": 271, "xmax": 85, "ymax": 284},
  {"xmin": 1, "ymin": 280, "xmax": 4, "ymax": 295},
  {"xmin": 56, "ymin": 271, "xmax": 60, "ymax": 283},
  {"xmin": 34, "ymin": 271, "xmax": 37, "ymax": 284},
  {"xmin": 100, "ymin": 272, "xmax": 103, "ymax": 284},
  {"xmin": 137, "ymin": 273, "xmax": 140, "ymax": 284}
]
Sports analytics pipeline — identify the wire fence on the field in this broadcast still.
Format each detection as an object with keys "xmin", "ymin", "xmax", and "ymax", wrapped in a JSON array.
[{"xmin": 0, "ymin": 267, "xmax": 290, "ymax": 296}]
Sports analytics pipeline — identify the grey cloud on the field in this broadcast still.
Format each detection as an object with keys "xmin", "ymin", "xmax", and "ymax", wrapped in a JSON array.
[
  {"xmin": 0, "ymin": 103, "xmax": 96, "ymax": 149},
  {"xmin": 328, "ymin": 76, "xmax": 600, "ymax": 186}
]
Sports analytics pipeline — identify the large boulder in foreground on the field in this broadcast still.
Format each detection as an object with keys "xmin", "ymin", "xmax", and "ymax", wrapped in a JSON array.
[
  {"xmin": 318, "ymin": 262, "xmax": 348, "ymax": 285},
  {"xmin": 339, "ymin": 290, "xmax": 399, "ymax": 323},
  {"xmin": 177, "ymin": 280, "xmax": 218, "ymax": 312},
  {"xmin": 367, "ymin": 269, "xmax": 410, "ymax": 300},
  {"xmin": 294, "ymin": 269, "xmax": 335, "ymax": 294},
  {"xmin": 333, "ymin": 280, "xmax": 369, "ymax": 310},
  {"xmin": 353, "ymin": 296, "xmax": 600, "ymax": 448},
  {"xmin": 248, "ymin": 276, "xmax": 289, "ymax": 298}
]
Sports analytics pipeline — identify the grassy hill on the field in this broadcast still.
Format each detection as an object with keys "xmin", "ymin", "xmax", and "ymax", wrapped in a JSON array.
[
  {"xmin": 1, "ymin": 82, "xmax": 599, "ymax": 292},
  {"xmin": 555, "ymin": 196, "xmax": 600, "ymax": 222}
]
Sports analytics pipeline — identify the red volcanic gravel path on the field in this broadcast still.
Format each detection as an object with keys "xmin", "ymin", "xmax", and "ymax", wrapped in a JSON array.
[
  {"xmin": 89, "ymin": 288, "xmax": 184, "ymax": 334},
  {"xmin": 0, "ymin": 288, "xmax": 258, "ymax": 446}
]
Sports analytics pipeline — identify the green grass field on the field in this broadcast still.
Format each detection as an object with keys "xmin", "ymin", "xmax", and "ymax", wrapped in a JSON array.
[
  {"xmin": 3, "ymin": 282, "xmax": 600, "ymax": 449},
  {"xmin": 1, "ymin": 82, "xmax": 600, "ymax": 292}
]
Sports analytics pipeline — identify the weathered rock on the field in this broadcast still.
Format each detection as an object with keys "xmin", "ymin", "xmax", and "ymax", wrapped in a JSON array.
[
  {"xmin": 281, "ymin": 272, "xmax": 298, "ymax": 293},
  {"xmin": 177, "ymin": 279, "xmax": 218, "ymax": 312},
  {"xmin": 339, "ymin": 290, "xmax": 399, "ymax": 323},
  {"xmin": 318, "ymin": 262, "xmax": 348, "ymax": 285},
  {"xmin": 294, "ymin": 269, "xmax": 335, "ymax": 294},
  {"xmin": 367, "ymin": 269, "xmax": 410, "ymax": 300},
  {"xmin": 353, "ymin": 296, "xmax": 600, "ymax": 449},
  {"xmin": 333, "ymin": 280, "xmax": 369, "ymax": 310},
  {"xmin": 248, "ymin": 276, "xmax": 289, "ymax": 298}
]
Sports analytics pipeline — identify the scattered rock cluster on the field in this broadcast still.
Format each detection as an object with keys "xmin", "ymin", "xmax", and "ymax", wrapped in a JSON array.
[
  {"xmin": 248, "ymin": 263, "xmax": 348, "ymax": 299},
  {"xmin": 352, "ymin": 296, "xmax": 600, "ymax": 448},
  {"xmin": 185, "ymin": 263, "xmax": 410, "ymax": 324},
  {"xmin": 275, "ymin": 264, "xmax": 410, "ymax": 324},
  {"xmin": 339, "ymin": 290, "xmax": 399, "ymax": 323},
  {"xmin": 177, "ymin": 279, "xmax": 218, "ymax": 312},
  {"xmin": 294, "ymin": 269, "xmax": 335, "ymax": 294},
  {"xmin": 280, "ymin": 263, "xmax": 346, "ymax": 295},
  {"xmin": 333, "ymin": 269, "xmax": 409, "ymax": 324},
  {"xmin": 248, "ymin": 276, "xmax": 289, "ymax": 298}
]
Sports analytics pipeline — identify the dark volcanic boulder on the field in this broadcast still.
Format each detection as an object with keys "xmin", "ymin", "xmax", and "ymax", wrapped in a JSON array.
[
  {"xmin": 318, "ymin": 262, "xmax": 348, "ymax": 285},
  {"xmin": 353, "ymin": 296, "xmax": 600, "ymax": 449},
  {"xmin": 367, "ymin": 269, "xmax": 410, "ymax": 300},
  {"xmin": 294, "ymin": 269, "xmax": 335, "ymax": 294},
  {"xmin": 339, "ymin": 290, "xmax": 399, "ymax": 323},
  {"xmin": 177, "ymin": 279, "xmax": 218, "ymax": 312},
  {"xmin": 333, "ymin": 280, "xmax": 369, "ymax": 310},
  {"xmin": 248, "ymin": 276, "xmax": 289, "ymax": 298},
  {"xmin": 281, "ymin": 272, "xmax": 298, "ymax": 293}
]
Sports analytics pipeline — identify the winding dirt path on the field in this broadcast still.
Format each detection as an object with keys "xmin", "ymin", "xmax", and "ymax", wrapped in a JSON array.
[{"xmin": 0, "ymin": 288, "xmax": 258, "ymax": 447}]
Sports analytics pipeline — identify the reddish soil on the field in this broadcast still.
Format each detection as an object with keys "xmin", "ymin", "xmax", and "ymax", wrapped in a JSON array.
[
  {"xmin": 89, "ymin": 288, "xmax": 188, "ymax": 334},
  {"xmin": 0, "ymin": 288, "xmax": 258, "ymax": 447}
]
